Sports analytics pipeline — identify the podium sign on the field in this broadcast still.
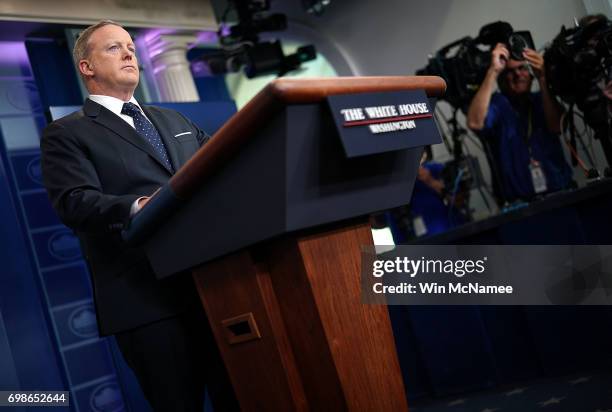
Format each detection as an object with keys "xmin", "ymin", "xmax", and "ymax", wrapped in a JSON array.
[{"xmin": 328, "ymin": 89, "xmax": 440, "ymax": 157}]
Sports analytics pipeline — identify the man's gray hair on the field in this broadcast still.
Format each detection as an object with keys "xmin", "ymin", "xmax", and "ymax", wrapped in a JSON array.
[{"xmin": 72, "ymin": 20, "xmax": 123, "ymax": 66}]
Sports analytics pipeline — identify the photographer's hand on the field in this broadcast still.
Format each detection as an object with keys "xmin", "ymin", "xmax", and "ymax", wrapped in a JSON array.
[
  {"xmin": 523, "ymin": 48, "xmax": 563, "ymax": 133},
  {"xmin": 523, "ymin": 48, "xmax": 545, "ymax": 80},
  {"xmin": 491, "ymin": 43, "xmax": 510, "ymax": 74},
  {"xmin": 418, "ymin": 166, "xmax": 444, "ymax": 195}
]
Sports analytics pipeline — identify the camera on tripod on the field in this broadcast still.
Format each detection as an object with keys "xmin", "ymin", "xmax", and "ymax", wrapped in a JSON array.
[{"xmin": 544, "ymin": 14, "xmax": 612, "ymax": 169}]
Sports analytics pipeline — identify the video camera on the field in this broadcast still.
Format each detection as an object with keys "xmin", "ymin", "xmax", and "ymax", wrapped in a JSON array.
[
  {"xmin": 544, "ymin": 15, "xmax": 612, "ymax": 167},
  {"xmin": 417, "ymin": 21, "xmax": 534, "ymax": 112},
  {"xmin": 545, "ymin": 16, "xmax": 611, "ymax": 127},
  {"xmin": 193, "ymin": 0, "xmax": 317, "ymax": 78},
  {"xmin": 478, "ymin": 21, "xmax": 535, "ymax": 61}
]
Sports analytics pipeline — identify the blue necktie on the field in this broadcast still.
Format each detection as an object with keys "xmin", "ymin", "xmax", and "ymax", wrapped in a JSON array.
[{"xmin": 121, "ymin": 102, "xmax": 173, "ymax": 172}]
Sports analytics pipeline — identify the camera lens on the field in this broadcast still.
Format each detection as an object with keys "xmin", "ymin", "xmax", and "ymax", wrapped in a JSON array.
[{"xmin": 509, "ymin": 34, "xmax": 528, "ymax": 60}]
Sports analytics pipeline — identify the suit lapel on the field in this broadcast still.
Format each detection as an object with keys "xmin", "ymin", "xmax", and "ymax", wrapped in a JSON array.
[
  {"xmin": 84, "ymin": 99, "xmax": 173, "ymax": 175},
  {"xmin": 141, "ymin": 105, "xmax": 181, "ymax": 171}
]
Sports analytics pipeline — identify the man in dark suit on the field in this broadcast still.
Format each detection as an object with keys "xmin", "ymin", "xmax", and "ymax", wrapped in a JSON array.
[{"xmin": 41, "ymin": 20, "xmax": 238, "ymax": 411}]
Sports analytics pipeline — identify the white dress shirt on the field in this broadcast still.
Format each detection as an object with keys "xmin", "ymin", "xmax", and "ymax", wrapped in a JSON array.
[{"xmin": 88, "ymin": 94, "xmax": 152, "ymax": 128}]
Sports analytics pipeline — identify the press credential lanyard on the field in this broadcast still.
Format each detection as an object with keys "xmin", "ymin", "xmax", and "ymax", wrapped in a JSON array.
[{"xmin": 524, "ymin": 107, "xmax": 548, "ymax": 194}]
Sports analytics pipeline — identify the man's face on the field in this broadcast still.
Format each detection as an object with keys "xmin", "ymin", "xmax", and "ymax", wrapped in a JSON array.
[
  {"xmin": 84, "ymin": 25, "xmax": 139, "ymax": 94},
  {"xmin": 503, "ymin": 58, "xmax": 532, "ymax": 96}
]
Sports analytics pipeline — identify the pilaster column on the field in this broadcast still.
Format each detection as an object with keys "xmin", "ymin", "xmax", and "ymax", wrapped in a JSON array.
[{"xmin": 146, "ymin": 34, "xmax": 199, "ymax": 102}]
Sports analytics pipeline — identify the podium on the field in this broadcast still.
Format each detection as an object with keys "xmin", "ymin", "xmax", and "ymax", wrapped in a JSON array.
[{"xmin": 126, "ymin": 76, "xmax": 445, "ymax": 411}]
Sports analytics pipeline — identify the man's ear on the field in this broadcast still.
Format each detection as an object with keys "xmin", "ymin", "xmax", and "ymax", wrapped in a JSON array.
[{"xmin": 79, "ymin": 60, "xmax": 94, "ymax": 77}]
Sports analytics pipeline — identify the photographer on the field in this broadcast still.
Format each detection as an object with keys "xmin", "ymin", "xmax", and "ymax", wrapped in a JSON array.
[
  {"xmin": 466, "ymin": 43, "xmax": 573, "ymax": 202},
  {"xmin": 411, "ymin": 161, "xmax": 467, "ymax": 236}
]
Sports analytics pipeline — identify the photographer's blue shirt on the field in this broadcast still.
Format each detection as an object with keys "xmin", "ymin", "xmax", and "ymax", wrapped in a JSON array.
[
  {"xmin": 477, "ymin": 92, "xmax": 572, "ymax": 201},
  {"xmin": 410, "ymin": 162, "xmax": 466, "ymax": 235}
]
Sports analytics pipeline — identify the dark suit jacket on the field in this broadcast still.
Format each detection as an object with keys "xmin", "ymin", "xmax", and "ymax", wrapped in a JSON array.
[{"xmin": 41, "ymin": 98, "xmax": 208, "ymax": 335}]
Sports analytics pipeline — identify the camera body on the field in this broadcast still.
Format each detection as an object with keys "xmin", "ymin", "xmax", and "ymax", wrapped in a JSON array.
[
  {"xmin": 507, "ymin": 31, "xmax": 536, "ymax": 60},
  {"xmin": 478, "ymin": 21, "xmax": 535, "ymax": 60}
]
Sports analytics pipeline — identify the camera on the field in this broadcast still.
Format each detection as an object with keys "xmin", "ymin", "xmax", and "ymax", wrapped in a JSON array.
[
  {"xmin": 223, "ymin": 0, "xmax": 287, "ymax": 43},
  {"xmin": 507, "ymin": 32, "xmax": 535, "ymax": 60},
  {"xmin": 545, "ymin": 15, "xmax": 612, "ymax": 166},
  {"xmin": 478, "ymin": 21, "xmax": 535, "ymax": 60},
  {"xmin": 192, "ymin": 0, "xmax": 317, "ymax": 79},
  {"xmin": 417, "ymin": 21, "xmax": 534, "ymax": 112},
  {"xmin": 417, "ymin": 36, "xmax": 489, "ymax": 112}
]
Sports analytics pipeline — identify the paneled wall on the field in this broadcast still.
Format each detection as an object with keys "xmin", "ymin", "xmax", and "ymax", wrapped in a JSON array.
[{"xmin": 0, "ymin": 40, "xmax": 132, "ymax": 412}]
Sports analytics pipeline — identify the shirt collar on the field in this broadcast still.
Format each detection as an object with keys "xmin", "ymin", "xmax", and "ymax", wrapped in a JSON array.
[{"xmin": 88, "ymin": 94, "xmax": 143, "ymax": 117}]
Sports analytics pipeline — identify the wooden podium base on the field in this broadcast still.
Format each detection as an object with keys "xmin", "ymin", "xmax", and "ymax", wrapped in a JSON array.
[{"xmin": 192, "ymin": 222, "xmax": 408, "ymax": 411}]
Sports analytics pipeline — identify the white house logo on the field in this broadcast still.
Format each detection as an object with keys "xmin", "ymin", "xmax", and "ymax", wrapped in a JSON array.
[
  {"xmin": 89, "ymin": 382, "xmax": 124, "ymax": 412},
  {"xmin": 48, "ymin": 230, "xmax": 81, "ymax": 261},
  {"xmin": 340, "ymin": 103, "xmax": 432, "ymax": 134},
  {"xmin": 69, "ymin": 306, "xmax": 98, "ymax": 338},
  {"xmin": 26, "ymin": 157, "xmax": 42, "ymax": 185}
]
